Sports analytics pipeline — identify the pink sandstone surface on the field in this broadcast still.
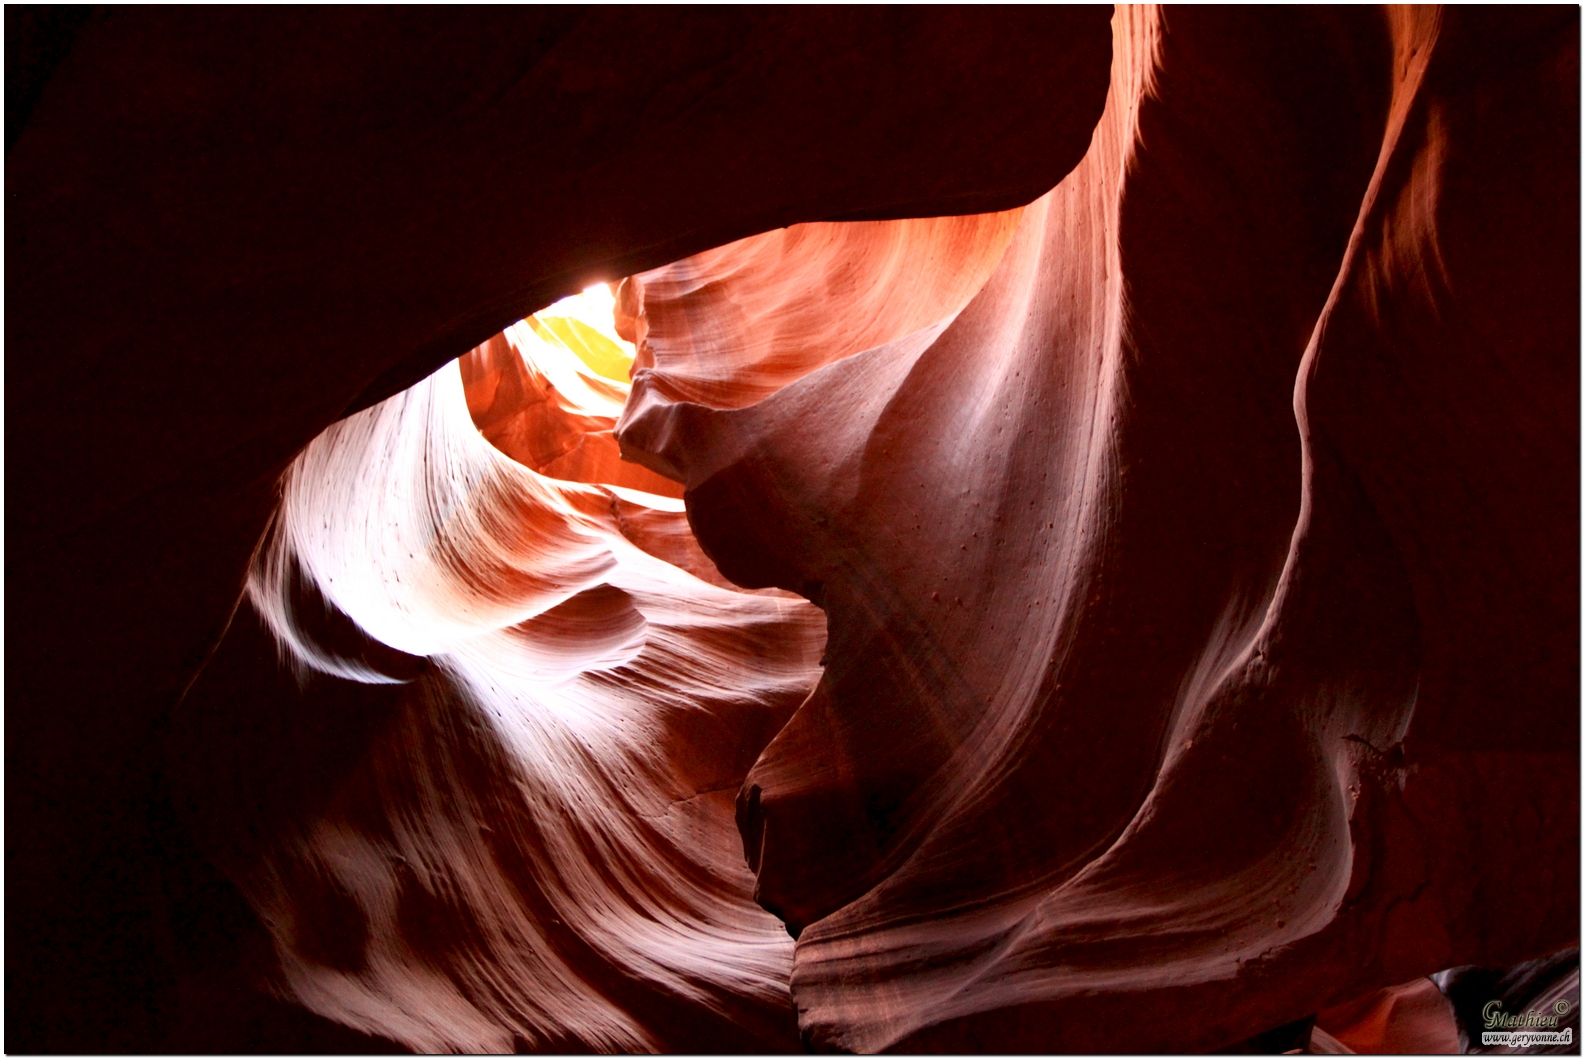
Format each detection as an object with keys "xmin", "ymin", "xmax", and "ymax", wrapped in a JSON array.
[{"xmin": 6, "ymin": 6, "xmax": 1576, "ymax": 1053}]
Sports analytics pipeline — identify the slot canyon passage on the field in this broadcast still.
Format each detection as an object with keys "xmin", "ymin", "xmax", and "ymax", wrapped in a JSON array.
[{"xmin": 5, "ymin": 6, "xmax": 1580, "ymax": 1055}]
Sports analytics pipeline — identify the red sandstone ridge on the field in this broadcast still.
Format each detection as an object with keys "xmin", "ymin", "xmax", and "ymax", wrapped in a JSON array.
[
  {"xmin": 6, "ymin": 5, "xmax": 1577, "ymax": 1054},
  {"xmin": 615, "ymin": 5, "xmax": 1579, "ymax": 1053},
  {"xmin": 7, "ymin": 9, "xmax": 1110, "ymax": 1051}
]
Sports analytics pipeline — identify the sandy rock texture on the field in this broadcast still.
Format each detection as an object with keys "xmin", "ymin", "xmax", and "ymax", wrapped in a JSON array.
[
  {"xmin": 616, "ymin": 6, "xmax": 1577, "ymax": 1052},
  {"xmin": 6, "ymin": 5, "xmax": 1575, "ymax": 1053},
  {"xmin": 6, "ymin": 8, "xmax": 1108, "ymax": 1051}
]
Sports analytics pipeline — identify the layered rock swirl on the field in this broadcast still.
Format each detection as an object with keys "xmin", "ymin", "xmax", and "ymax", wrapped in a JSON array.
[
  {"xmin": 192, "ymin": 314, "xmax": 825, "ymax": 1052},
  {"xmin": 7, "ymin": 14, "xmax": 1115, "ymax": 1047},
  {"xmin": 149, "ymin": 4, "xmax": 1574, "ymax": 1053},
  {"xmin": 616, "ymin": 5, "xmax": 1578, "ymax": 1052}
]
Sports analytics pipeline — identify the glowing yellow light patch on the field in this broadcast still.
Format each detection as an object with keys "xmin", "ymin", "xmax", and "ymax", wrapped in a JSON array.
[{"xmin": 528, "ymin": 284, "xmax": 635, "ymax": 383}]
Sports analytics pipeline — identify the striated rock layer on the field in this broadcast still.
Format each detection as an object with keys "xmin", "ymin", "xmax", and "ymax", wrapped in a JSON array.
[
  {"xmin": 6, "ymin": 9, "xmax": 1111, "ymax": 1051},
  {"xmin": 617, "ymin": 5, "xmax": 1578, "ymax": 1052},
  {"xmin": 7, "ymin": 4, "xmax": 1577, "ymax": 1053},
  {"xmin": 228, "ymin": 369, "xmax": 821, "ymax": 1051}
]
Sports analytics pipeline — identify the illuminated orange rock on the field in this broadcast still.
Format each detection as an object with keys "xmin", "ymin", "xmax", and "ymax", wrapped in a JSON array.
[
  {"xmin": 616, "ymin": 5, "xmax": 1579, "ymax": 1052},
  {"xmin": 205, "ymin": 359, "xmax": 824, "ymax": 1051},
  {"xmin": 622, "ymin": 211, "xmax": 1023, "ymax": 407},
  {"xmin": 7, "ymin": 10, "xmax": 1113, "ymax": 1048},
  {"xmin": 461, "ymin": 296, "xmax": 687, "ymax": 499},
  {"xmin": 7, "ymin": 4, "xmax": 1576, "ymax": 1053}
]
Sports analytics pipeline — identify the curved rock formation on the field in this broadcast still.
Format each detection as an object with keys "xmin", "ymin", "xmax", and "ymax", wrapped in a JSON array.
[
  {"xmin": 5, "ymin": 9, "xmax": 1110, "ymax": 1051},
  {"xmin": 176, "ymin": 207, "xmax": 1073, "ymax": 1053},
  {"xmin": 7, "ymin": 5, "xmax": 1576, "ymax": 1053},
  {"xmin": 615, "ymin": 5, "xmax": 1578, "ymax": 1052},
  {"xmin": 460, "ymin": 302, "xmax": 685, "ymax": 499},
  {"xmin": 202, "ymin": 356, "xmax": 823, "ymax": 1052},
  {"xmin": 620, "ymin": 209, "xmax": 1024, "ymax": 412}
]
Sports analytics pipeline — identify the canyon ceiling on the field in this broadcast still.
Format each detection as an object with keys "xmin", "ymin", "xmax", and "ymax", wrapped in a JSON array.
[{"xmin": 6, "ymin": 6, "xmax": 1578, "ymax": 1054}]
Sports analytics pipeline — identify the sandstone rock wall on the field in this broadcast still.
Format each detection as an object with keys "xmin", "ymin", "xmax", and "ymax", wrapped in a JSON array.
[{"xmin": 7, "ymin": 6, "xmax": 1575, "ymax": 1053}]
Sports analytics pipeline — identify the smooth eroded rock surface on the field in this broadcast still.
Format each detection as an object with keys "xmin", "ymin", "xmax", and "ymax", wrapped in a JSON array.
[
  {"xmin": 8, "ymin": 5, "xmax": 1576, "ymax": 1052},
  {"xmin": 616, "ymin": 6, "xmax": 1578, "ymax": 1052}
]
